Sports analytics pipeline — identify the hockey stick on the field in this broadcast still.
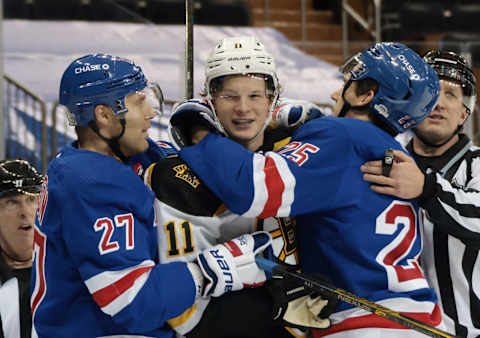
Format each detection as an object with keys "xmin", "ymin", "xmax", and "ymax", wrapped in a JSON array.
[
  {"xmin": 185, "ymin": 0, "xmax": 194, "ymax": 99},
  {"xmin": 255, "ymin": 256, "xmax": 457, "ymax": 338}
]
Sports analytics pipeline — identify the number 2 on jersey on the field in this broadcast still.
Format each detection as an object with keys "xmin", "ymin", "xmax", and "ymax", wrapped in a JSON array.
[
  {"xmin": 376, "ymin": 201, "xmax": 429, "ymax": 292},
  {"xmin": 278, "ymin": 141, "xmax": 319, "ymax": 166}
]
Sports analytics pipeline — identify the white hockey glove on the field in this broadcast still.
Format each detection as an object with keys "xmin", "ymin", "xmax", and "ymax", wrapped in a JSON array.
[
  {"xmin": 265, "ymin": 267, "xmax": 338, "ymax": 330},
  {"xmin": 196, "ymin": 231, "xmax": 272, "ymax": 298},
  {"xmin": 272, "ymin": 98, "xmax": 325, "ymax": 128},
  {"xmin": 168, "ymin": 98, "xmax": 226, "ymax": 150}
]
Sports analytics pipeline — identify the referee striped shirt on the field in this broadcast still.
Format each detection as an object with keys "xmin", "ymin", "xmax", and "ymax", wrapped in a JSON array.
[
  {"xmin": 408, "ymin": 134, "xmax": 480, "ymax": 338},
  {"xmin": 0, "ymin": 254, "xmax": 32, "ymax": 338}
]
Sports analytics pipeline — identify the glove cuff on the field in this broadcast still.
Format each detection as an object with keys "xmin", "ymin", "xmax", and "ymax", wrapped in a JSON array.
[{"xmin": 187, "ymin": 262, "xmax": 205, "ymax": 298}]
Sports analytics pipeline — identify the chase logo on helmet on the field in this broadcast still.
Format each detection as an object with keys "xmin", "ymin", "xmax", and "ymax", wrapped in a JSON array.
[
  {"xmin": 74, "ymin": 63, "xmax": 110, "ymax": 74},
  {"xmin": 397, "ymin": 54, "xmax": 420, "ymax": 80}
]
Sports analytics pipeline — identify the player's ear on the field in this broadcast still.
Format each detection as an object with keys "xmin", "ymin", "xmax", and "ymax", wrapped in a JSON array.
[
  {"xmin": 460, "ymin": 106, "xmax": 469, "ymax": 124},
  {"xmin": 93, "ymin": 105, "xmax": 112, "ymax": 128},
  {"xmin": 360, "ymin": 89, "xmax": 375, "ymax": 106}
]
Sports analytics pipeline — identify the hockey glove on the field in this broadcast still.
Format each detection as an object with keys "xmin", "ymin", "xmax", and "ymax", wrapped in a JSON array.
[
  {"xmin": 197, "ymin": 231, "xmax": 272, "ymax": 298},
  {"xmin": 265, "ymin": 267, "xmax": 338, "ymax": 330},
  {"xmin": 168, "ymin": 98, "xmax": 226, "ymax": 150},
  {"xmin": 272, "ymin": 98, "xmax": 325, "ymax": 128}
]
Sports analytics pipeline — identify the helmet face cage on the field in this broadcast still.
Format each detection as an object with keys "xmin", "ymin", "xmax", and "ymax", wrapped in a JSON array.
[
  {"xmin": 203, "ymin": 36, "xmax": 281, "ymax": 136},
  {"xmin": 59, "ymin": 54, "xmax": 148, "ymax": 126},
  {"xmin": 423, "ymin": 50, "xmax": 477, "ymax": 113},
  {"xmin": 350, "ymin": 42, "xmax": 440, "ymax": 134},
  {"xmin": 0, "ymin": 159, "xmax": 44, "ymax": 198}
]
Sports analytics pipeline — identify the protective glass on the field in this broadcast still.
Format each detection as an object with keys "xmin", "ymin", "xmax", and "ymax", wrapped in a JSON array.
[
  {"xmin": 339, "ymin": 52, "xmax": 362, "ymax": 74},
  {"xmin": 211, "ymin": 74, "xmax": 275, "ymax": 98},
  {"xmin": 140, "ymin": 81, "xmax": 165, "ymax": 116}
]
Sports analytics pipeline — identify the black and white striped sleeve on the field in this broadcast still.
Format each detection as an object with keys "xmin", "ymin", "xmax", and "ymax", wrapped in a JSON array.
[
  {"xmin": 0, "ymin": 267, "xmax": 32, "ymax": 338},
  {"xmin": 419, "ymin": 152, "xmax": 480, "ymax": 244}
]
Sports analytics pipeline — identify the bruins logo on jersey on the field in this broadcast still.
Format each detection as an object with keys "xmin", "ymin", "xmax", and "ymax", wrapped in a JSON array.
[
  {"xmin": 173, "ymin": 164, "xmax": 200, "ymax": 188},
  {"xmin": 256, "ymin": 216, "xmax": 299, "ymax": 266}
]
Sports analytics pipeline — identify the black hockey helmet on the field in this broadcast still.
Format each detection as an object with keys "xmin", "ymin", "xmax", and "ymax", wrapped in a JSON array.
[
  {"xmin": 0, "ymin": 159, "xmax": 44, "ymax": 198},
  {"xmin": 423, "ymin": 50, "xmax": 477, "ymax": 114}
]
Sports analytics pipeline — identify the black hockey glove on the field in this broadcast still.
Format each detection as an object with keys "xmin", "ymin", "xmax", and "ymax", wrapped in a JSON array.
[
  {"xmin": 265, "ymin": 267, "xmax": 338, "ymax": 331},
  {"xmin": 168, "ymin": 98, "xmax": 226, "ymax": 150}
]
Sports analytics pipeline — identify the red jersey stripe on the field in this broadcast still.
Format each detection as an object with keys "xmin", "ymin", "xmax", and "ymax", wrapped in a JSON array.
[
  {"xmin": 259, "ymin": 156, "xmax": 284, "ymax": 218},
  {"xmin": 92, "ymin": 265, "xmax": 154, "ymax": 308},
  {"xmin": 312, "ymin": 304, "xmax": 442, "ymax": 337}
]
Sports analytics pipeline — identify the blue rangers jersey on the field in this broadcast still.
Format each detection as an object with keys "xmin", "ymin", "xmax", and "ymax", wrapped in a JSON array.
[
  {"xmin": 180, "ymin": 116, "xmax": 442, "ymax": 334},
  {"xmin": 142, "ymin": 128, "xmax": 301, "ymax": 337},
  {"xmin": 32, "ymin": 141, "xmax": 196, "ymax": 338},
  {"xmin": 128, "ymin": 139, "xmax": 178, "ymax": 176}
]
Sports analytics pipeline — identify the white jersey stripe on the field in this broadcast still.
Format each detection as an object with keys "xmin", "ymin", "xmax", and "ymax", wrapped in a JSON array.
[
  {"xmin": 244, "ymin": 152, "xmax": 296, "ymax": 218},
  {"xmin": 449, "ymin": 237, "xmax": 474, "ymax": 331},
  {"xmin": 0, "ymin": 278, "xmax": 20, "ymax": 338},
  {"xmin": 101, "ymin": 271, "xmax": 151, "ymax": 316},
  {"xmin": 85, "ymin": 260, "xmax": 154, "ymax": 315},
  {"xmin": 85, "ymin": 260, "xmax": 155, "ymax": 292},
  {"xmin": 438, "ymin": 199, "xmax": 480, "ymax": 234},
  {"xmin": 437, "ymin": 173, "xmax": 480, "ymax": 211},
  {"xmin": 244, "ymin": 153, "xmax": 269, "ymax": 217}
]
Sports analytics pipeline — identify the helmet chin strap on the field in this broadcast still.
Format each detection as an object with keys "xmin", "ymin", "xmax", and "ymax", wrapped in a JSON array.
[
  {"xmin": 88, "ymin": 119, "xmax": 128, "ymax": 162},
  {"xmin": 338, "ymin": 79, "xmax": 370, "ymax": 118}
]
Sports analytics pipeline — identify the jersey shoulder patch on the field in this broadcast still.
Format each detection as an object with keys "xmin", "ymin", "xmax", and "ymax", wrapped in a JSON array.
[
  {"xmin": 261, "ymin": 127, "xmax": 294, "ymax": 152},
  {"xmin": 256, "ymin": 216, "xmax": 299, "ymax": 266},
  {"xmin": 146, "ymin": 157, "xmax": 223, "ymax": 216}
]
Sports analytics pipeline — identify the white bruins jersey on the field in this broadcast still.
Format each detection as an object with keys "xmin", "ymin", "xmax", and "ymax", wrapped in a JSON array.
[{"xmin": 144, "ymin": 154, "xmax": 299, "ymax": 336}]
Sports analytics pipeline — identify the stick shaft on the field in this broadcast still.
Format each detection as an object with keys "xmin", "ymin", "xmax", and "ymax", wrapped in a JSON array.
[
  {"xmin": 256, "ymin": 257, "xmax": 456, "ymax": 338},
  {"xmin": 185, "ymin": 0, "xmax": 194, "ymax": 99}
]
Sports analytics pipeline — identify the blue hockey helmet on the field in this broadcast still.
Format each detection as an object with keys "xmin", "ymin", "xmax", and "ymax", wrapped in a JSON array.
[
  {"xmin": 59, "ymin": 54, "xmax": 148, "ymax": 126},
  {"xmin": 350, "ymin": 42, "xmax": 440, "ymax": 133}
]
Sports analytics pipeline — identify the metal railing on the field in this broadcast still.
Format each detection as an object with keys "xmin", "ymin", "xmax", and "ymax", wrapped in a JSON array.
[
  {"xmin": 260, "ymin": 0, "xmax": 309, "ymax": 42},
  {"xmin": 2, "ymin": 80, "xmax": 183, "ymax": 172},
  {"xmin": 4, "ymin": 74, "xmax": 48, "ymax": 172},
  {"xmin": 341, "ymin": 0, "xmax": 382, "ymax": 60}
]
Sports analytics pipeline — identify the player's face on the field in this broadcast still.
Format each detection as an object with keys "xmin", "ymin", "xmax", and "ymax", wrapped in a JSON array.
[
  {"xmin": 117, "ymin": 91, "xmax": 156, "ymax": 157},
  {"xmin": 414, "ymin": 79, "xmax": 468, "ymax": 145},
  {"xmin": 0, "ymin": 193, "xmax": 37, "ymax": 263},
  {"xmin": 212, "ymin": 75, "xmax": 272, "ymax": 151},
  {"xmin": 330, "ymin": 73, "xmax": 361, "ymax": 117}
]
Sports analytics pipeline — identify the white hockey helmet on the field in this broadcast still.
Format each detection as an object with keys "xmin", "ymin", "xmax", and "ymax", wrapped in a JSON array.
[
  {"xmin": 204, "ymin": 36, "xmax": 279, "ymax": 96},
  {"xmin": 203, "ymin": 36, "xmax": 281, "ymax": 136}
]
